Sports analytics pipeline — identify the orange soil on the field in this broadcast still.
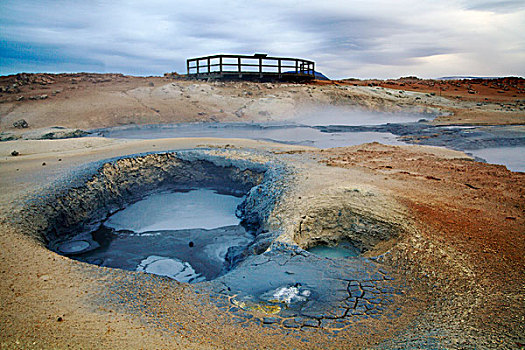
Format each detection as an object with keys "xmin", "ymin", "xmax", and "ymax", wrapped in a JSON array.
[{"xmin": 317, "ymin": 77, "xmax": 525, "ymax": 103}]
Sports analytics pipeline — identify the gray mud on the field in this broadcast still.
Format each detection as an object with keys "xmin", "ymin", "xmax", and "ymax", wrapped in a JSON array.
[
  {"xmin": 91, "ymin": 122, "xmax": 406, "ymax": 148},
  {"xmin": 92, "ymin": 121, "xmax": 525, "ymax": 171},
  {"xmin": 316, "ymin": 123, "xmax": 525, "ymax": 171}
]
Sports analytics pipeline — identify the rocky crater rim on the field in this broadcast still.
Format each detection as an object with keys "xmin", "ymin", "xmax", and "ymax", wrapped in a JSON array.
[
  {"xmin": 19, "ymin": 150, "xmax": 276, "ymax": 246},
  {"xmin": 284, "ymin": 182, "xmax": 410, "ymax": 256},
  {"xmin": 20, "ymin": 149, "xmax": 407, "ymax": 268},
  {"xmin": 293, "ymin": 203, "xmax": 404, "ymax": 256}
]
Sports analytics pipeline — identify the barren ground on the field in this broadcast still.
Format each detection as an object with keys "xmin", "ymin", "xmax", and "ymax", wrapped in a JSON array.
[
  {"xmin": 1, "ymin": 74, "xmax": 523, "ymax": 135},
  {"xmin": 0, "ymin": 73, "xmax": 523, "ymax": 349}
]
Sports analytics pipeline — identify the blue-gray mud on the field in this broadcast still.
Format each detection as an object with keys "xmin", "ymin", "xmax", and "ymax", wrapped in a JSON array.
[
  {"xmin": 18, "ymin": 148, "xmax": 410, "ymax": 339},
  {"xmin": 91, "ymin": 121, "xmax": 525, "ymax": 171},
  {"xmin": 316, "ymin": 123, "xmax": 525, "ymax": 171}
]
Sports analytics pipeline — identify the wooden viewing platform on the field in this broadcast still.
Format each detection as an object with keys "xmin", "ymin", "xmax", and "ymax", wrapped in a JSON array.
[{"xmin": 186, "ymin": 54, "xmax": 315, "ymax": 82}]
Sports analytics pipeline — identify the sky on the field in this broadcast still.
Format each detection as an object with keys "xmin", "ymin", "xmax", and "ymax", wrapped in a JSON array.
[{"xmin": 1, "ymin": 0, "xmax": 524, "ymax": 79}]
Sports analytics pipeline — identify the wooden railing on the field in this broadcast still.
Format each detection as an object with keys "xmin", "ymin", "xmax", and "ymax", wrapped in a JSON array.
[{"xmin": 186, "ymin": 54, "xmax": 315, "ymax": 80}]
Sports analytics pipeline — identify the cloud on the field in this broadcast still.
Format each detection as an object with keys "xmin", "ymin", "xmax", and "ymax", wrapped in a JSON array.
[
  {"xmin": 465, "ymin": 0, "xmax": 525, "ymax": 13},
  {"xmin": 0, "ymin": 0, "xmax": 524, "ymax": 78}
]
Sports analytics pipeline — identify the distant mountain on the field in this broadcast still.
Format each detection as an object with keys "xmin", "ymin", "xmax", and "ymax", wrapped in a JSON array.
[
  {"xmin": 436, "ymin": 76, "xmax": 502, "ymax": 80},
  {"xmin": 313, "ymin": 71, "xmax": 330, "ymax": 80},
  {"xmin": 284, "ymin": 70, "xmax": 330, "ymax": 80}
]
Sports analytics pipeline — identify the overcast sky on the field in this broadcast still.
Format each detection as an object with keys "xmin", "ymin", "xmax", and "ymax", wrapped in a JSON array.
[{"xmin": 1, "ymin": 0, "xmax": 524, "ymax": 79}]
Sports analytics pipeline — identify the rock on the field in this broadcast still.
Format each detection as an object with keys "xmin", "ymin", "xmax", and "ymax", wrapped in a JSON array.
[
  {"xmin": 11, "ymin": 150, "xmax": 19, "ymax": 156},
  {"xmin": 234, "ymin": 108, "xmax": 245, "ymax": 118},
  {"xmin": 16, "ymin": 96, "xmax": 24, "ymax": 101},
  {"xmin": 13, "ymin": 119, "xmax": 29, "ymax": 128},
  {"xmin": 29, "ymin": 94, "xmax": 48, "ymax": 100}
]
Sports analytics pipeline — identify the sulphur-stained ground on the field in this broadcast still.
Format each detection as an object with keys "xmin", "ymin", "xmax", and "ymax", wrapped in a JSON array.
[{"xmin": 0, "ymin": 75, "xmax": 524, "ymax": 349}]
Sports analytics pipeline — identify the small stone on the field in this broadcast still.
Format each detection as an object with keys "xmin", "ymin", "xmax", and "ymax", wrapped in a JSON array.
[
  {"xmin": 42, "ymin": 162, "xmax": 46, "ymax": 166},
  {"xmin": 11, "ymin": 150, "xmax": 19, "ymax": 156},
  {"xmin": 234, "ymin": 109, "xmax": 245, "ymax": 118},
  {"xmin": 57, "ymin": 316, "xmax": 63, "ymax": 322},
  {"xmin": 13, "ymin": 119, "xmax": 29, "ymax": 128}
]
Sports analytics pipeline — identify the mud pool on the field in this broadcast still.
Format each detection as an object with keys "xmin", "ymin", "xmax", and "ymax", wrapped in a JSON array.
[
  {"xmin": 92, "ymin": 122, "xmax": 406, "ymax": 149},
  {"xmin": 61, "ymin": 189, "xmax": 252, "ymax": 283},
  {"xmin": 92, "ymin": 117, "xmax": 525, "ymax": 172},
  {"xmin": 469, "ymin": 146, "xmax": 525, "ymax": 172},
  {"xmin": 307, "ymin": 241, "xmax": 361, "ymax": 258},
  {"xmin": 104, "ymin": 189, "xmax": 243, "ymax": 232}
]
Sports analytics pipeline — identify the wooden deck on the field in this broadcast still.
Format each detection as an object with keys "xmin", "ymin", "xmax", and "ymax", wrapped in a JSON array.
[{"xmin": 186, "ymin": 54, "xmax": 315, "ymax": 81}]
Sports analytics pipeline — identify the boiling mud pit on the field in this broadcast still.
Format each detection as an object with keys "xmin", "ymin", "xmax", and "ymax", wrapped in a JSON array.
[
  {"xmin": 33, "ymin": 150, "xmax": 406, "ymax": 336},
  {"xmin": 55, "ymin": 189, "xmax": 251, "ymax": 283}
]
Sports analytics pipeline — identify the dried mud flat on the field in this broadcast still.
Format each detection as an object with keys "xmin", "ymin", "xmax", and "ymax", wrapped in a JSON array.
[{"xmin": 0, "ymin": 74, "xmax": 524, "ymax": 349}]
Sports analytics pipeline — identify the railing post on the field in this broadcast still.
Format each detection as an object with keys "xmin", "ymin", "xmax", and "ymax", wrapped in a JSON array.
[
  {"xmin": 186, "ymin": 60, "xmax": 190, "ymax": 75},
  {"xmin": 278, "ymin": 59, "xmax": 281, "ymax": 74},
  {"xmin": 219, "ymin": 56, "xmax": 223, "ymax": 73},
  {"xmin": 312, "ymin": 62, "xmax": 315, "ymax": 77},
  {"xmin": 295, "ymin": 60, "xmax": 298, "ymax": 74},
  {"xmin": 196, "ymin": 59, "xmax": 200, "ymax": 75},
  {"xmin": 237, "ymin": 57, "xmax": 241, "ymax": 73},
  {"xmin": 259, "ymin": 57, "xmax": 262, "ymax": 77}
]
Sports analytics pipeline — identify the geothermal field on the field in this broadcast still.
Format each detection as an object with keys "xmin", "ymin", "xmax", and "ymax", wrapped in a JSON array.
[{"xmin": 0, "ymin": 74, "xmax": 524, "ymax": 349}]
